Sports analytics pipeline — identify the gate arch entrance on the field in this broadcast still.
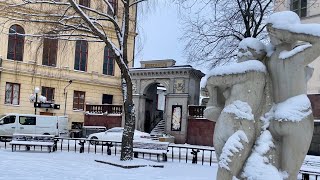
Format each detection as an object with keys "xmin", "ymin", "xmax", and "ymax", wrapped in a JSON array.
[
  {"xmin": 143, "ymin": 83, "xmax": 167, "ymax": 133},
  {"xmin": 130, "ymin": 59, "xmax": 204, "ymax": 143}
]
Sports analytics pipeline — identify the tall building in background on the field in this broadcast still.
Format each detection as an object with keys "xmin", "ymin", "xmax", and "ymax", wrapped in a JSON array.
[
  {"xmin": 0, "ymin": 0, "xmax": 137, "ymax": 128},
  {"xmin": 275, "ymin": 0, "xmax": 320, "ymax": 93}
]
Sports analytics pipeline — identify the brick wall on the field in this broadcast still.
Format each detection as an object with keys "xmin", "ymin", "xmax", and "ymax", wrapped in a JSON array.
[
  {"xmin": 308, "ymin": 94, "xmax": 320, "ymax": 119},
  {"xmin": 187, "ymin": 118, "xmax": 215, "ymax": 146},
  {"xmin": 84, "ymin": 115, "xmax": 122, "ymax": 129}
]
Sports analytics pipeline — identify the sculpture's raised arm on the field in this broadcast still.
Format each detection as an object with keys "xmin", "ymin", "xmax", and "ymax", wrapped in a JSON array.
[
  {"xmin": 267, "ymin": 12, "xmax": 320, "ymax": 65},
  {"xmin": 204, "ymin": 85, "xmax": 224, "ymax": 121},
  {"xmin": 206, "ymin": 73, "xmax": 249, "ymax": 87},
  {"xmin": 267, "ymin": 25, "xmax": 320, "ymax": 45}
]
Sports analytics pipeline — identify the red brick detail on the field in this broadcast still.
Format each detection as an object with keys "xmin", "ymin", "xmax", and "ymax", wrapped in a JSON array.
[
  {"xmin": 308, "ymin": 94, "xmax": 320, "ymax": 119},
  {"xmin": 187, "ymin": 118, "xmax": 215, "ymax": 146},
  {"xmin": 84, "ymin": 115, "xmax": 121, "ymax": 129}
]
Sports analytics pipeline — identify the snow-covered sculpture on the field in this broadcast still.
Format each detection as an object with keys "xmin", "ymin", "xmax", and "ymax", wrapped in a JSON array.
[
  {"xmin": 204, "ymin": 38, "xmax": 268, "ymax": 179},
  {"xmin": 265, "ymin": 11, "xmax": 320, "ymax": 179},
  {"xmin": 204, "ymin": 11, "xmax": 320, "ymax": 180}
]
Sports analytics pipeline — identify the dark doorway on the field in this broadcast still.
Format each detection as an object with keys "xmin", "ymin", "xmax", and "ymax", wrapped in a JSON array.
[{"xmin": 144, "ymin": 83, "xmax": 166, "ymax": 133}]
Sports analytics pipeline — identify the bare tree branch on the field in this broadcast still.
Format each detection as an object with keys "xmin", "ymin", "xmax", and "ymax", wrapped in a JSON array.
[
  {"xmin": 178, "ymin": 0, "xmax": 276, "ymax": 68},
  {"xmin": 1, "ymin": 0, "xmax": 145, "ymax": 161}
]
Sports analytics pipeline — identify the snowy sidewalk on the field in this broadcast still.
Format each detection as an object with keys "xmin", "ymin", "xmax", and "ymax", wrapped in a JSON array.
[{"xmin": 0, "ymin": 149, "xmax": 217, "ymax": 180}]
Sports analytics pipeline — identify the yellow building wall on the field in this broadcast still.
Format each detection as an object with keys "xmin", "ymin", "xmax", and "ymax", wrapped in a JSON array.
[{"xmin": 0, "ymin": 0, "xmax": 137, "ymax": 127}]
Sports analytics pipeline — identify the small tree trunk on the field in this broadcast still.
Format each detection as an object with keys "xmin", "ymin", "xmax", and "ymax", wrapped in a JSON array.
[
  {"xmin": 120, "ymin": 74, "xmax": 134, "ymax": 160},
  {"xmin": 120, "ymin": 0, "xmax": 134, "ymax": 161}
]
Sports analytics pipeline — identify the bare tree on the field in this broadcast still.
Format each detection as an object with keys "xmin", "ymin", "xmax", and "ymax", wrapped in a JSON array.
[
  {"xmin": 1, "ymin": 0, "xmax": 146, "ymax": 160},
  {"xmin": 177, "ymin": 0, "xmax": 274, "ymax": 68}
]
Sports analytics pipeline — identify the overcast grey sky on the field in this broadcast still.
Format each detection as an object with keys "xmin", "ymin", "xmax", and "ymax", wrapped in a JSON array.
[{"xmin": 134, "ymin": 3, "xmax": 186, "ymax": 68}]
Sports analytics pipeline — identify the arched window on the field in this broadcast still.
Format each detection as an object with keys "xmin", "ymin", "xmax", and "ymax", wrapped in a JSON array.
[
  {"xmin": 103, "ymin": 45, "xmax": 115, "ymax": 76},
  {"xmin": 7, "ymin": 24, "xmax": 25, "ymax": 61},
  {"xmin": 42, "ymin": 37, "xmax": 58, "ymax": 67},
  {"xmin": 74, "ymin": 40, "xmax": 88, "ymax": 71}
]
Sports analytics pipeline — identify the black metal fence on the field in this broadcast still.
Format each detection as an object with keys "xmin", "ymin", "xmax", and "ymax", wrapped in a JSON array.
[
  {"xmin": 0, "ymin": 136, "xmax": 215, "ymax": 166},
  {"xmin": 300, "ymin": 170, "xmax": 320, "ymax": 180},
  {"xmin": 0, "ymin": 136, "xmax": 319, "ymax": 178}
]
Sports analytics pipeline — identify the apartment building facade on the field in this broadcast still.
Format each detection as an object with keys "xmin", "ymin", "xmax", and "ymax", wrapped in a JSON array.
[{"xmin": 0, "ymin": 0, "xmax": 136, "ymax": 127}]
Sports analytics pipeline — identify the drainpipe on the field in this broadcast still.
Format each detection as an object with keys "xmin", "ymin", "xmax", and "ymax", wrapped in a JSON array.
[{"xmin": 64, "ymin": 80, "xmax": 73, "ymax": 116}]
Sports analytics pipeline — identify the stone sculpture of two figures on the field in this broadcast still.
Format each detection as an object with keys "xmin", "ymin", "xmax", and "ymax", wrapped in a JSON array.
[{"xmin": 204, "ymin": 11, "xmax": 320, "ymax": 180}]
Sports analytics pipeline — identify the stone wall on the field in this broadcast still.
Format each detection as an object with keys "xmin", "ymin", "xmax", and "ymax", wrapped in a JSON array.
[
  {"xmin": 187, "ymin": 118, "xmax": 215, "ymax": 146},
  {"xmin": 84, "ymin": 115, "xmax": 122, "ymax": 129}
]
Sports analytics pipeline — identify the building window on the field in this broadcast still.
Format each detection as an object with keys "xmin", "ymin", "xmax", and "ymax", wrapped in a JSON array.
[
  {"xmin": 7, "ymin": 24, "xmax": 25, "ymax": 61},
  {"xmin": 42, "ymin": 37, "xmax": 58, "ymax": 66},
  {"xmin": 103, "ymin": 45, "xmax": 115, "ymax": 76},
  {"xmin": 108, "ymin": 0, "xmax": 117, "ymax": 15},
  {"xmin": 79, "ymin": 0, "xmax": 90, "ymax": 7},
  {"xmin": 73, "ymin": 91, "xmax": 85, "ymax": 110},
  {"xmin": 291, "ymin": 0, "xmax": 307, "ymax": 17},
  {"xmin": 41, "ymin": 87, "xmax": 55, "ymax": 102},
  {"xmin": 74, "ymin": 40, "xmax": 88, "ymax": 71},
  {"xmin": 5, "ymin": 82, "xmax": 20, "ymax": 105},
  {"xmin": 102, "ymin": 94, "xmax": 113, "ymax": 104}
]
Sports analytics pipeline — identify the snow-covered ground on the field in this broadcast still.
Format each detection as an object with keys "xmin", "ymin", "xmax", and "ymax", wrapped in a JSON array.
[
  {"xmin": 0, "ymin": 149, "xmax": 217, "ymax": 180},
  {"xmin": 1, "ymin": 148, "xmax": 320, "ymax": 179}
]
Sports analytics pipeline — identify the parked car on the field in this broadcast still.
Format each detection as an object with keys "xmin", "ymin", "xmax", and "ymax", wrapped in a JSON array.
[
  {"xmin": 69, "ymin": 126, "xmax": 107, "ymax": 138},
  {"xmin": 82, "ymin": 126, "xmax": 107, "ymax": 138},
  {"xmin": 87, "ymin": 127, "xmax": 151, "ymax": 145}
]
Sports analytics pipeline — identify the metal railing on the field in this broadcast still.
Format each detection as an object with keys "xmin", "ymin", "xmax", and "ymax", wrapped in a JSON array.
[
  {"xmin": 188, "ymin": 105, "xmax": 206, "ymax": 118},
  {"xmin": 85, "ymin": 104, "xmax": 122, "ymax": 114},
  {"xmin": 300, "ymin": 170, "xmax": 320, "ymax": 180},
  {"xmin": 0, "ymin": 136, "xmax": 215, "ymax": 165},
  {"xmin": 1, "ymin": 135, "xmax": 320, "ymax": 178}
]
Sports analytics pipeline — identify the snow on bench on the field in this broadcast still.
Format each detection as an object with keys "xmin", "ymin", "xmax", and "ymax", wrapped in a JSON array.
[
  {"xmin": 10, "ymin": 134, "xmax": 56, "ymax": 153},
  {"xmin": 133, "ymin": 141, "xmax": 170, "ymax": 162}
]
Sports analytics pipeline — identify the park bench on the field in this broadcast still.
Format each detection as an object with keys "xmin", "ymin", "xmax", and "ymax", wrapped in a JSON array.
[
  {"xmin": 10, "ymin": 134, "xmax": 57, "ymax": 153},
  {"xmin": 133, "ymin": 141, "xmax": 170, "ymax": 162}
]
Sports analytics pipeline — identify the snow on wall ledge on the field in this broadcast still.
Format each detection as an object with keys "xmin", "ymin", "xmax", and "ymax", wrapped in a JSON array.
[
  {"xmin": 219, "ymin": 130, "xmax": 249, "ymax": 170},
  {"xmin": 223, "ymin": 101, "xmax": 254, "ymax": 120},
  {"xmin": 273, "ymin": 94, "xmax": 312, "ymax": 122}
]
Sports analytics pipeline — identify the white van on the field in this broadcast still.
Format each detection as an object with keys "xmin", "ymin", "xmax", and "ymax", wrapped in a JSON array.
[{"xmin": 0, "ymin": 113, "xmax": 68, "ymax": 136}]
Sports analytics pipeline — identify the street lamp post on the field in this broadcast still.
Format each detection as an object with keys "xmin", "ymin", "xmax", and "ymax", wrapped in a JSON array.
[
  {"xmin": 34, "ymin": 87, "xmax": 40, "ymax": 115},
  {"xmin": 64, "ymin": 80, "xmax": 73, "ymax": 116}
]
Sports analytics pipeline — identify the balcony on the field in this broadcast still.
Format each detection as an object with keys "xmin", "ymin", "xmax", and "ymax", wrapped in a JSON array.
[
  {"xmin": 85, "ymin": 104, "xmax": 122, "ymax": 115},
  {"xmin": 188, "ymin": 105, "xmax": 206, "ymax": 118}
]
